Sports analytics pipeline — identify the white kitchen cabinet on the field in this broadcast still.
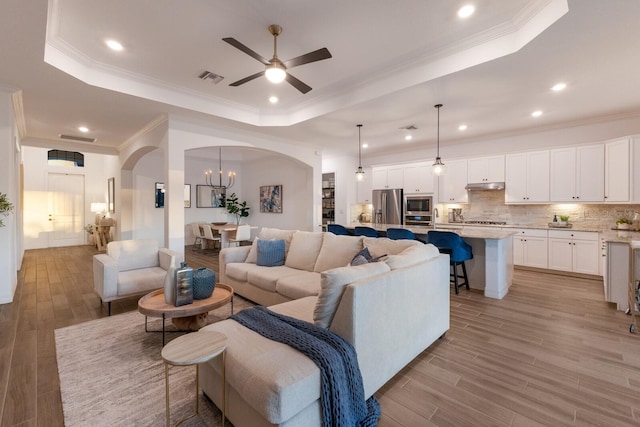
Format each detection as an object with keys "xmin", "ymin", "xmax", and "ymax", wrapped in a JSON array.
[
  {"xmin": 356, "ymin": 167, "xmax": 373, "ymax": 203},
  {"xmin": 605, "ymin": 138, "xmax": 630, "ymax": 202},
  {"xmin": 512, "ymin": 228, "xmax": 548, "ymax": 268},
  {"xmin": 438, "ymin": 159, "xmax": 468, "ymax": 203},
  {"xmin": 467, "ymin": 155, "xmax": 505, "ymax": 183},
  {"xmin": 372, "ymin": 166, "xmax": 403, "ymax": 189},
  {"xmin": 505, "ymin": 150, "xmax": 550, "ymax": 203},
  {"xmin": 547, "ymin": 230, "xmax": 599, "ymax": 275},
  {"xmin": 403, "ymin": 163, "xmax": 434, "ymax": 194},
  {"xmin": 550, "ymin": 144, "xmax": 604, "ymax": 202}
]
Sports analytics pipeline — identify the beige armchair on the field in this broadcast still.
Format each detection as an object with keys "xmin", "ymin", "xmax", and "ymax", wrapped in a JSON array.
[{"xmin": 93, "ymin": 239, "xmax": 183, "ymax": 315}]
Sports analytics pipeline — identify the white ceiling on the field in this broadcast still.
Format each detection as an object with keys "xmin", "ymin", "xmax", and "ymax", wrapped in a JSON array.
[{"xmin": 3, "ymin": 0, "xmax": 640, "ymax": 160}]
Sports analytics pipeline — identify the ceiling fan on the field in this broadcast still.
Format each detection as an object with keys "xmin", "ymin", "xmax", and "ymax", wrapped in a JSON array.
[{"xmin": 223, "ymin": 24, "xmax": 332, "ymax": 94}]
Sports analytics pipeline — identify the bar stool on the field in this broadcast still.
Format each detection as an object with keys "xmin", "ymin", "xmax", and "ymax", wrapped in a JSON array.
[
  {"xmin": 386, "ymin": 228, "xmax": 415, "ymax": 240},
  {"xmin": 427, "ymin": 231, "xmax": 473, "ymax": 294},
  {"xmin": 327, "ymin": 224, "xmax": 350, "ymax": 235},
  {"xmin": 354, "ymin": 226, "xmax": 379, "ymax": 237}
]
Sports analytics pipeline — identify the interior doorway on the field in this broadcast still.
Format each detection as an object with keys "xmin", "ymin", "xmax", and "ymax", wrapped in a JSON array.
[{"xmin": 48, "ymin": 173, "xmax": 85, "ymax": 247}]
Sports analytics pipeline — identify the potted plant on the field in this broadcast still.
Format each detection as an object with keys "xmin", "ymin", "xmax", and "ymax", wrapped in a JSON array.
[
  {"xmin": 0, "ymin": 192, "xmax": 14, "ymax": 228},
  {"xmin": 225, "ymin": 193, "xmax": 250, "ymax": 225},
  {"xmin": 558, "ymin": 215, "xmax": 570, "ymax": 226},
  {"xmin": 616, "ymin": 217, "xmax": 633, "ymax": 230}
]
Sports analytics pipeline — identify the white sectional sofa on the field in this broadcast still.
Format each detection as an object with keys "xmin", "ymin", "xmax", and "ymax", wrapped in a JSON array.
[
  {"xmin": 200, "ymin": 228, "xmax": 450, "ymax": 426},
  {"xmin": 92, "ymin": 239, "xmax": 183, "ymax": 315}
]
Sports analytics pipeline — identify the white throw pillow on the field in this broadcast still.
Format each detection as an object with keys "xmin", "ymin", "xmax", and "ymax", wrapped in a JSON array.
[
  {"xmin": 285, "ymin": 231, "xmax": 325, "ymax": 271},
  {"xmin": 384, "ymin": 243, "xmax": 441, "ymax": 270},
  {"xmin": 362, "ymin": 237, "xmax": 422, "ymax": 258},
  {"xmin": 314, "ymin": 262, "xmax": 391, "ymax": 328},
  {"xmin": 314, "ymin": 233, "xmax": 363, "ymax": 272},
  {"xmin": 245, "ymin": 237, "xmax": 259, "ymax": 264}
]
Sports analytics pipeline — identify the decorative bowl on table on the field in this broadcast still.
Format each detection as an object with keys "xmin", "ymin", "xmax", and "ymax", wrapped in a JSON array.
[
  {"xmin": 212, "ymin": 222, "xmax": 227, "ymax": 226},
  {"xmin": 192, "ymin": 268, "xmax": 216, "ymax": 299}
]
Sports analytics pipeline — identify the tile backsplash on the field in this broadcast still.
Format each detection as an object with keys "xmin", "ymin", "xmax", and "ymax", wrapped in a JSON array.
[{"xmin": 446, "ymin": 190, "xmax": 640, "ymax": 231}]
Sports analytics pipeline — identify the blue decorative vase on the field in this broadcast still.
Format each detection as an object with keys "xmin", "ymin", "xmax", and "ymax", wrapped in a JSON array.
[{"xmin": 192, "ymin": 268, "xmax": 216, "ymax": 300}]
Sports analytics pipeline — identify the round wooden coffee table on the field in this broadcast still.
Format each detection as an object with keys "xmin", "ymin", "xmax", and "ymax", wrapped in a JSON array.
[{"xmin": 138, "ymin": 283, "xmax": 233, "ymax": 345}]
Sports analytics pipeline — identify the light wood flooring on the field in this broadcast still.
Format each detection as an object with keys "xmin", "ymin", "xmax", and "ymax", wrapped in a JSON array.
[{"xmin": 1, "ymin": 245, "xmax": 639, "ymax": 426}]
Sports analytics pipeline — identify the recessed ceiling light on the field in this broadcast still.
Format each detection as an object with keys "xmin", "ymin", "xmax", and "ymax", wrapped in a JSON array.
[
  {"xmin": 458, "ymin": 124, "xmax": 468, "ymax": 131},
  {"xmin": 531, "ymin": 110, "xmax": 543, "ymax": 118},
  {"xmin": 105, "ymin": 39, "xmax": 124, "ymax": 52},
  {"xmin": 269, "ymin": 96, "xmax": 278, "ymax": 104},
  {"xmin": 362, "ymin": 143, "xmax": 369, "ymax": 149},
  {"xmin": 551, "ymin": 82, "xmax": 567, "ymax": 92},
  {"xmin": 405, "ymin": 135, "xmax": 413, "ymax": 141},
  {"xmin": 78, "ymin": 126, "xmax": 89, "ymax": 133},
  {"xmin": 458, "ymin": 4, "xmax": 475, "ymax": 18}
]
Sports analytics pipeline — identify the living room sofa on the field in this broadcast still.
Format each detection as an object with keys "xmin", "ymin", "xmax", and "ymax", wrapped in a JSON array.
[
  {"xmin": 200, "ymin": 228, "xmax": 450, "ymax": 426},
  {"xmin": 92, "ymin": 239, "xmax": 183, "ymax": 315}
]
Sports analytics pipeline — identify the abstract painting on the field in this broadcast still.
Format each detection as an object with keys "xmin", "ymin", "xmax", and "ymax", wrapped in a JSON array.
[{"xmin": 260, "ymin": 185, "xmax": 282, "ymax": 213}]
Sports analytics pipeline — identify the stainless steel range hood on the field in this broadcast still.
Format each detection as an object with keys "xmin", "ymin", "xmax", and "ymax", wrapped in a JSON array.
[{"xmin": 465, "ymin": 182, "xmax": 505, "ymax": 191}]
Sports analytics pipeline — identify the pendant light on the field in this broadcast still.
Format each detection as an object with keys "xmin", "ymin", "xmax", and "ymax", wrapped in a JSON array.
[
  {"xmin": 205, "ymin": 147, "xmax": 236, "ymax": 189},
  {"xmin": 432, "ymin": 104, "xmax": 446, "ymax": 176},
  {"xmin": 355, "ymin": 124, "xmax": 365, "ymax": 181}
]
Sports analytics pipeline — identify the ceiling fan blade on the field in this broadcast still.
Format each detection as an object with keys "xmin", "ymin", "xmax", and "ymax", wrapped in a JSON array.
[
  {"xmin": 222, "ymin": 37, "xmax": 270, "ymax": 65},
  {"xmin": 285, "ymin": 73, "xmax": 312, "ymax": 94},
  {"xmin": 229, "ymin": 71, "xmax": 264, "ymax": 87},
  {"xmin": 283, "ymin": 48, "xmax": 332, "ymax": 69}
]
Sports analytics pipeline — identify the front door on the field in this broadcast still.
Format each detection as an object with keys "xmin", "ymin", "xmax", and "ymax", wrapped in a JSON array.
[{"xmin": 48, "ymin": 173, "xmax": 85, "ymax": 247}]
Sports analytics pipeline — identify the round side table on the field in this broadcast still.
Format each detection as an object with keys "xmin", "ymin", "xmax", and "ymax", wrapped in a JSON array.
[{"xmin": 161, "ymin": 330, "xmax": 228, "ymax": 427}]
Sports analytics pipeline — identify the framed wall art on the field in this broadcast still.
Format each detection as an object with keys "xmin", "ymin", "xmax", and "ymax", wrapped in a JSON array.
[
  {"xmin": 196, "ymin": 184, "xmax": 225, "ymax": 208},
  {"xmin": 107, "ymin": 177, "xmax": 115, "ymax": 213},
  {"xmin": 260, "ymin": 184, "xmax": 282, "ymax": 213}
]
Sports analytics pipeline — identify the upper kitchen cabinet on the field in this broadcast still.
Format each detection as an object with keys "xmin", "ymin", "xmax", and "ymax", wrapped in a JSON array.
[
  {"xmin": 403, "ymin": 163, "xmax": 434, "ymax": 194},
  {"xmin": 550, "ymin": 144, "xmax": 604, "ymax": 202},
  {"xmin": 605, "ymin": 138, "xmax": 630, "ymax": 203},
  {"xmin": 467, "ymin": 155, "xmax": 505, "ymax": 184},
  {"xmin": 505, "ymin": 150, "xmax": 550, "ymax": 203},
  {"xmin": 438, "ymin": 159, "xmax": 468, "ymax": 203},
  {"xmin": 356, "ymin": 167, "xmax": 373, "ymax": 203},
  {"xmin": 372, "ymin": 166, "xmax": 403, "ymax": 189}
]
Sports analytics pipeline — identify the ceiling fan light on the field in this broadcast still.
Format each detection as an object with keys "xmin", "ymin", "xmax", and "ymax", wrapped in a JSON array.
[{"xmin": 265, "ymin": 65, "xmax": 286, "ymax": 83}]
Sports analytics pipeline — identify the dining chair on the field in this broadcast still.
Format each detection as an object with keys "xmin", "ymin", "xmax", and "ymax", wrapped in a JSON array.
[
  {"xmin": 190, "ymin": 223, "xmax": 206, "ymax": 251},
  {"xmin": 386, "ymin": 228, "xmax": 416, "ymax": 240},
  {"xmin": 327, "ymin": 224, "xmax": 350, "ymax": 235},
  {"xmin": 229, "ymin": 224, "xmax": 252, "ymax": 247},
  {"xmin": 354, "ymin": 226, "xmax": 379, "ymax": 237},
  {"xmin": 201, "ymin": 224, "xmax": 222, "ymax": 252},
  {"xmin": 427, "ymin": 230, "xmax": 473, "ymax": 294}
]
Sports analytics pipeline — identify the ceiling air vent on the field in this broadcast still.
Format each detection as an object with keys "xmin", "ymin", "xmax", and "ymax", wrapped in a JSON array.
[
  {"xmin": 400, "ymin": 124, "xmax": 418, "ymax": 130},
  {"xmin": 198, "ymin": 70, "xmax": 224, "ymax": 84},
  {"xmin": 59, "ymin": 134, "xmax": 97, "ymax": 143}
]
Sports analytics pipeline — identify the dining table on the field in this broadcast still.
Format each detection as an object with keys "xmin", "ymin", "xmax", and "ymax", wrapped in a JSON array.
[{"xmin": 208, "ymin": 223, "xmax": 257, "ymax": 249}]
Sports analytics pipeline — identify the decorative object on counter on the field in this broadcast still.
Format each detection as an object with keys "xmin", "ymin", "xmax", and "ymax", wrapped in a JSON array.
[
  {"xmin": 174, "ymin": 262, "xmax": 194, "ymax": 306},
  {"xmin": 558, "ymin": 215, "xmax": 569, "ymax": 226},
  {"xmin": 164, "ymin": 260, "xmax": 177, "ymax": 305},
  {"xmin": 616, "ymin": 216, "xmax": 633, "ymax": 230},
  {"xmin": 355, "ymin": 124, "xmax": 365, "ymax": 181},
  {"xmin": 553, "ymin": 214, "xmax": 558, "ymax": 223},
  {"xmin": 192, "ymin": 267, "xmax": 216, "ymax": 299},
  {"xmin": 226, "ymin": 192, "xmax": 251, "ymax": 223},
  {"xmin": 548, "ymin": 222, "xmax": 572, "ymax": 228},
  {"xmin": 259, "ymin": 185, "xmax": 281, "ymax": 214},
  {"xmin": 432, "ymin": 104, "xmax": 446, "ymax": 176}
]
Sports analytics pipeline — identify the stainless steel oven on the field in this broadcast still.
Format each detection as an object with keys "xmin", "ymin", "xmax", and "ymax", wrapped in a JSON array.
[{"xmin": 404, "ymin": 195, "xmax": 433, "ymax": 226}]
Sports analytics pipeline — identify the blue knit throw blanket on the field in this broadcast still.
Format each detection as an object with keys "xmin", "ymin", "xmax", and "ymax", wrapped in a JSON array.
[{"xmin": 231, "ymin": 306, "xmax": 380, "ymax": 427}]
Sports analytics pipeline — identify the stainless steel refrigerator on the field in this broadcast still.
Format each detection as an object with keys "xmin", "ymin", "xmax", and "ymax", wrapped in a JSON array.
[{"xmin": 372, "ymin": 188, "xmax": 404, "ymax": 225}]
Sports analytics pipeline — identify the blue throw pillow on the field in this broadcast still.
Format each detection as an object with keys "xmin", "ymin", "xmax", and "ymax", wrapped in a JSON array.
[{"xmin": 257, "ymin": 239, "xmax": 286, "ymax": 267}]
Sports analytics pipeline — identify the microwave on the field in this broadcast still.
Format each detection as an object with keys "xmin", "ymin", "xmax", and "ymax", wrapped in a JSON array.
[{"xmin": 405, "ymin": 195, "xmax": 432, "ymax": 214}]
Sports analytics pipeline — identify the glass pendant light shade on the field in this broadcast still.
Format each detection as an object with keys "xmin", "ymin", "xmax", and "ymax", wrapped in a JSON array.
[
  {"xmin": 355, "ymin": 124, "xmax": 365, "ymax": 181},
  {"xmin": 432, "ymin": 104, "xmax": 446, "ymax": 176}
]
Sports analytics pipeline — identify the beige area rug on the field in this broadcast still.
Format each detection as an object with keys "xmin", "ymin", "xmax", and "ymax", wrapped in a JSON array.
[{"xmin": 55, "ymin": 296, "xmax": 254, "ymax": 427}]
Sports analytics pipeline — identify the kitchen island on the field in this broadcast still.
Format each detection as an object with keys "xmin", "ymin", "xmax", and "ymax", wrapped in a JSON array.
[{"xmin": 348, "ymin": 223, "xmax": 516, "ymax": 299}]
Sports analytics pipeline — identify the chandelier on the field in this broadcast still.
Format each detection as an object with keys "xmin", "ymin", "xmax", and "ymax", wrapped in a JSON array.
[{"xmin": 205, "ymin": 147, "xmax": 235, "ymax": 189}]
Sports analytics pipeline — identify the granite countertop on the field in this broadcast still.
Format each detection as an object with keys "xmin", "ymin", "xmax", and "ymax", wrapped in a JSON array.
[{"xmin": 349, "ymin": 222, "xmax": 515, "ymax": 240}]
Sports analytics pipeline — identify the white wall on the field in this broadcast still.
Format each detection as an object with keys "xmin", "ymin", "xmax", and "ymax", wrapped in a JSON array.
[
  {"xmin": 22, "ymin": 146, "xmax": 119, "ymax": 250},
  {"xmin": 0, "ymin": 90, "xmax": 18, "ymax": 303}
]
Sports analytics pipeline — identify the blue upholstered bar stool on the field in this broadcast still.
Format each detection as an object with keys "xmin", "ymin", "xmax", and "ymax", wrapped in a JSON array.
[
  {"xmin": 427, "ymin": 230, "xmax": 473, "ymax": 294},
  {"xmin": 327, "ymin": 224, "xmax": 350, "ymax": 235},
  {"xmin": 354, "ymin": 226, "xmax": 379, "ymax": 237},
  {"xmin": 386, "ymin": 228, "xmax": 415, "ymax": 240}
]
